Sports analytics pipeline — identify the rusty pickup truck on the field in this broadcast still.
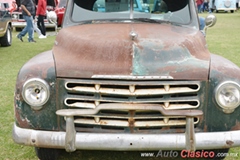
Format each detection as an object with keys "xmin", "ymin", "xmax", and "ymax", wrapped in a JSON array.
[{"xmin": 12, "ymin": 0, "xmax": 240, "ymax": 159}]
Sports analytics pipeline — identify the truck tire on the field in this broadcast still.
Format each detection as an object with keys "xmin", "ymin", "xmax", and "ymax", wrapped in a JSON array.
[
  {"xmin": 0, "ymin": 25, "xmax": 12, "ymax": 47},
  {"xmin": 35, "ymin": 147, "xmax": 60, "ymax": 160}
]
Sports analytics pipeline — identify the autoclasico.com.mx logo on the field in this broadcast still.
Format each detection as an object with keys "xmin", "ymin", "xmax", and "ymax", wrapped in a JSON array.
[{"xmin": 140, "ymin": 150, "xmax": 239, "ymax": 159}]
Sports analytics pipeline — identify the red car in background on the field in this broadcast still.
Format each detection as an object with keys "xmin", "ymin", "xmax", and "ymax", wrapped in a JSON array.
[
  {"xmin": 1, "ymin": 0, "xmax": 17, "ymax": 13},
  {"xmin": 54, "ymin": 0, "xmax": 66, "ymax": 27}
]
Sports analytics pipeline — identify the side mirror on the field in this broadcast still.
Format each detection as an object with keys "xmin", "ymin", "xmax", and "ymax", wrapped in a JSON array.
[
  {"xmin": 205, "ymin": 14, "xmax": 217, "ymax": 28},
  {"xmin": 203, "ymin": 14, "xmax": 217, "ymax": 37}
]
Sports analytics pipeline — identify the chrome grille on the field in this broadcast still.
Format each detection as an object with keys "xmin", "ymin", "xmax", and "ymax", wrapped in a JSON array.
[
  {"xmin": 64, "ymin": 79, "xmax": 200, "ymax": 110},
  {"xmin": 58, "ymin": 79, "xmax": 203, "ymax": 133}
]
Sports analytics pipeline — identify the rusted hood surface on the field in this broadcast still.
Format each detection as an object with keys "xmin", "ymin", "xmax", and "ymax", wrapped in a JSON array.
[{"xmin": 53, "ymin": 23, "xmax": 210, "ymax": 80}]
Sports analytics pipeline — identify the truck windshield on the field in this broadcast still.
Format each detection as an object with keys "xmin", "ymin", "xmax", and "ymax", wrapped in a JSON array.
[{"xmin": 72, "ymin": 0, "xmax": 191, "ymax": 24}]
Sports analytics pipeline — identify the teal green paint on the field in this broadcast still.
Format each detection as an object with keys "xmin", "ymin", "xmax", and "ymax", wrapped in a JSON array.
[
  {"xmin": 132, "ymin": 41, "xmax": 209, "ymax": 76},
  {"xmin": 132, "ymin": 45, "xmax": 148, "ymax": 75}
]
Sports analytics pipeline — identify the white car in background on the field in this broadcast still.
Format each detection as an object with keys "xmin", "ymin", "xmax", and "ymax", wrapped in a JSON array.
[{"xmin": 209, "ymin": 0, "xmax": 237, "ymax": 13}]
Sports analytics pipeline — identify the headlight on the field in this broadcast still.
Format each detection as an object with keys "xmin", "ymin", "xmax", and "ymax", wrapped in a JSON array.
[
  {"xmin": 22, "ymin": 78, "xmax": 50, "ymax": 110},
  {"xmin": 215, "ymin": 81, "xmax": 240, "ymax": 113}
]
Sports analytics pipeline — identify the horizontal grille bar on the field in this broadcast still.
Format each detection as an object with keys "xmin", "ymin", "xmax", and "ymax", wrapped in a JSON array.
[
  {"xmin": 74, "ymin": 116, "xmax": 199, "ymax": 127},
  {"xmin": 65, "ymin": 98, "xmax": 199, "ymax": 110},
  {"xmin": 57, "ymin": 104, "xmax": 203, "ymax": 117},
  {"xmin": 65, "ymin": 80, "xmax": 200, "ymax": 95}
]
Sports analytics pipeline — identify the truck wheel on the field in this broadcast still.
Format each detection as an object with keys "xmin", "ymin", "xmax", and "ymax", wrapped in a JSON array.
[
  {"xmin": 35, "ymin": 147, "xmax": 60, "ymax": 160},
  {"xmin": 0, "ymin": 25, "xmax": 12, "ymax": 47}
]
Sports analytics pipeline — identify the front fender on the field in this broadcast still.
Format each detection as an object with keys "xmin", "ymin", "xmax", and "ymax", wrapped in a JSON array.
[
  {"xmin": 206, "ymin": 54, "xmax": 240, "ymax": 131},
  {"xmin": 0, "ymin": 21, "xmax": 12, "ymax": 37},
  {"xmin": 14, "ymin": 50, "xmax": 58, "ymax": 130}
]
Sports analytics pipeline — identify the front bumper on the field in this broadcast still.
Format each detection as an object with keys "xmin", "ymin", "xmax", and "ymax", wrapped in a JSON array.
[
  {"xmin": 216, "ymin": 8, "xmax": 236, "ymax": 11},
  {"xmin": 12, "ymin": 123, "xmax": 240, "ymax": 152}
]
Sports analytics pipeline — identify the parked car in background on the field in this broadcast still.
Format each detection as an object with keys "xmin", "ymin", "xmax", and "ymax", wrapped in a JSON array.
[
  {"xmin": 12, "ymin": 0, "xmax": 240, "ymax": 160},
  {"xmin": 54, "ymin": 0, "xmax": 67, "ymax": 27},
  {"xmin": 12, "ymin": 0, "xmax": 59, "ymax": 31},
  {"xmin": 0, "ymin": 0, "xmax": 12, "ymax": 47},
  {"xmin": 209, "ymin": 0, "xmax": 236, "ymax": 13},
  {"xmin": 11, "ymin": 9, "xmax": 56, "ymax": 31},
  {"xmin": 1, "ymin": 0, "xmax": 17, "ymax": 13}
]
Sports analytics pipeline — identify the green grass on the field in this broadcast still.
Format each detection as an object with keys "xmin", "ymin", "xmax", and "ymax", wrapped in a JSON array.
[
  {"xmin": 205, "ymin": 12, "xmax": 240, "ymax": 66},
  {"xmin": 0, "ymin": 32, "xmax": 56, "ymax": 160},
  {"xmin": 0, "ymin": 12, "xmax": 240, "ymax": 160}
]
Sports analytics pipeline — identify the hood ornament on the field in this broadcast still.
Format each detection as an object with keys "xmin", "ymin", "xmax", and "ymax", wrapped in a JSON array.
[{"xmin": 129, "ymin": 31, "xmax": 138, "ymax": 40}]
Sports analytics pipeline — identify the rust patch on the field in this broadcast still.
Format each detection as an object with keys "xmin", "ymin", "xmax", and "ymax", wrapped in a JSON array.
[
  {"xmin": 17, "ymin": 51, "xmax": 55, "ymax": 81},
  {"xmin": 210, "ymin": 54, "xmax": 240, "ymax": 80},
  {"xmin": 230, "ymin": 120, "xmax": 240, "ymax": 131},
  {"xmin": 226, "ymin": 140, "xmax": 234, "ymax": 147},
  {"xmin": 54, "ymin": 24, "xmax": 133, "ymax": 78},
  {"xmin": 14, "ymin": 105, "xmax": 31, "ymax": 128},
  {"xmin": 54, "ymin": 23, "xmax": 210, "ymax": 80},
  {"xmin": 128, "ymin": 110, "xmax": 135, "ymax": 133},
  {"xmin": 203, "ymin": 124, "xmax": 208, "ymax": 132},
  {"xmin": 100, "ymin": 121, "xmax": 107, "ymax": 125}
]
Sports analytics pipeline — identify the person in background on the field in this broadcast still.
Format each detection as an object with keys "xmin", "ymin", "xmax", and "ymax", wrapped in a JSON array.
[
  {"xmin": 36, "ymin": 0, "xmax": 47, "ymax": 38},
  {"xmin": 196, "ymin": 0, "xmax": 204, "ymax": 13},
  {"xmin": 199, "ymin": 17, "xmax": 205, "ymax": 31},
  {"xmin": 33, "ymin": 16, "xmax": 46, "ymax": 38},
  {"xmin": 208, "ymin": 0, "xmax": 215, "ymax": 13},
  {"xmin": 17, "ymin": 0, "xmax": 36, "ymax": 42},
  {"xmin": 236, "ymin": 0, "xmax": 239, "ymax": 11},
  {"xmin": 9, "ymin": 1, "xmax": 17, "ymax": 13},
  {"xmin": 32, "ymin": 0, "xmax": 46, "ymax": 38},
  {"xmin": 202, "ymin": 0, "xmax": 209, "ymax": 12},
  {"xmin": 195, "ymin": 0, "xmax": 206, "ymax": 35}
]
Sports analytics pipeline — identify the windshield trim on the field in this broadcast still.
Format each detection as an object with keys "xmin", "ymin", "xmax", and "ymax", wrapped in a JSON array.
[
  {"xmin": 130, "ymin": 0, "xmax": 133, "ymax": 19},
  {"xmin": 62, "ymin": 0, "xmax": 200, "ymax": 30}
]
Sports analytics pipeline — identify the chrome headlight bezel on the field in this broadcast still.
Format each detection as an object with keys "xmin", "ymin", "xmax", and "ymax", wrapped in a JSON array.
[
  {"xmin": 22, "ymin": 78, "xmax": 50, "ymax": 110},
  {"xmin": 215, "ymin": 81, "xmax": 240, "ymax": 113}
]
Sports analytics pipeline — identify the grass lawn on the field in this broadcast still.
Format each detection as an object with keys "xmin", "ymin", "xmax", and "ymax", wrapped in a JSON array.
[{"xmin": 0, "ymin": 11, "xmax": 240, "ymax": 160}]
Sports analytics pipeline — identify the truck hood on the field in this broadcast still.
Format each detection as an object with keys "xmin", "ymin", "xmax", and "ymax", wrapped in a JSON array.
[{"xmin": 53, "ymin": 23, "xmax": 210, "ymax": 80}]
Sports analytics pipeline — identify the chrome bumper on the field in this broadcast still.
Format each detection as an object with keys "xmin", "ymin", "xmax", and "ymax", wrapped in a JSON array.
[
  {"xmin": 12, "ymin": 123, "xmax": 240, "ymax": 152},
  {"xmin": 216, "ymin": 8, "xmax": 236, "ymax": 11}
]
